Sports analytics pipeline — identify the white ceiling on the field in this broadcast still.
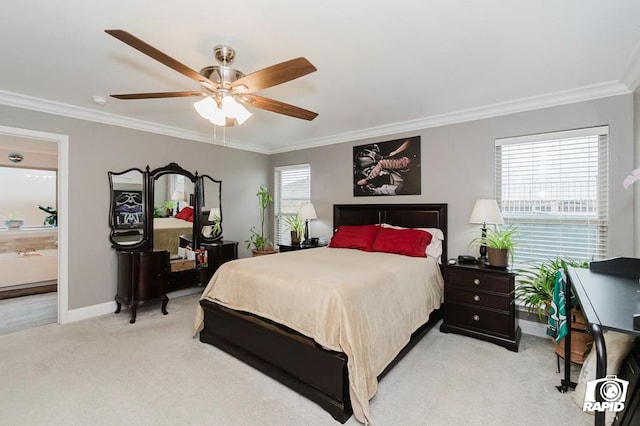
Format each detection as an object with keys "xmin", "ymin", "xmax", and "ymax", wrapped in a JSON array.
[{"xmin": 1, "ymin": 1, "xmax": 640, "ymax": 154}]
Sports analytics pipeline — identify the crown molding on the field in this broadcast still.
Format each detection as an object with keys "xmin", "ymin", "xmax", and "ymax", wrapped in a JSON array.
[
  {"xmin": 269, "ymin": 80, "xmax": 631, "ymax": 154},
  {"xmin": 0, "ymin": 90, "xmax": 270, "ymax": 154},
  {"xmin": 622, "ymin": 42, "xmax": 640, "ymax": 92},
  {"xmin": 0, "ymin": 81, "xmax": 631, "ymax": 156}
]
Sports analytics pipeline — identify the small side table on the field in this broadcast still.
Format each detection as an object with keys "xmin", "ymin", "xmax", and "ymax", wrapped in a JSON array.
[
  {"xmin": 278, "ymin": 242, "xmax": 326, "ymax": 252},
  {"xmin": 440, "ymin": 262, "xmax": 521, "ymax": 352}
]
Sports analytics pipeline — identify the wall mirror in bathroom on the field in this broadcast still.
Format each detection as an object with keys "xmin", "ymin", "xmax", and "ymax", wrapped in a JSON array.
[
  {"xmin": 198, "ymin": 174, "xmax": 223, "ymax": 243},
  {"xmin": 108, "ymin": 168, "xmax": 147, "ymax": 248},
  {"xmin": 149, "ymin": 163, "xmax": 197, "ymax": 256}
]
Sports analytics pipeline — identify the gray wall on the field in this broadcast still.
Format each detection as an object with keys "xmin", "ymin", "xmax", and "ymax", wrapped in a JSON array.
[
  {"xmin": 271, "ymin": 94, "xmax": 635, "ymax": 261},
  {"xmin": 0, "ymin": 92, "xmax": 634, "ymax": 310},
  {"xmin": 0, "ymin": 105, "xmax": 269, "ymax": 310}
]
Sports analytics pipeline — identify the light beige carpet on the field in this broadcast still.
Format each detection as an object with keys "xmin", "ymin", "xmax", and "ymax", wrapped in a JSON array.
[{"xmin": 0, "ymin": 294, "xmax": 592, "ymax": 425}]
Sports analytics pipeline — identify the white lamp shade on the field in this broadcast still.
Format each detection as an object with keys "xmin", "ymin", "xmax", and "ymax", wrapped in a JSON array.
[
  {"xmin": 469, "ymin": 199, "xmax": 504, "ymax": 225},
  {"xmin": 298, "ymin": 203, "xmax": 318, "ymax": 220},
  {"xmin": 171, "ymin": 190, "xmax": 185, "ymax": 201},
  {"xmin": 208, "ymin": 207, "xmax": 221, "ymax": 222}
]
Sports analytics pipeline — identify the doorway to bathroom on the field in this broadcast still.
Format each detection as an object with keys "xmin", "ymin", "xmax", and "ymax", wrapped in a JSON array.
[{"xmin": 0, "ymin": 126, "xmax": 68, "ymax": 335}]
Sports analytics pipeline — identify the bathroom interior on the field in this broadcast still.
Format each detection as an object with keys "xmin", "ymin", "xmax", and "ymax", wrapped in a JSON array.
[{"xmin": 0, "ymin": 133, "xmax": 58, "ymax": 335}]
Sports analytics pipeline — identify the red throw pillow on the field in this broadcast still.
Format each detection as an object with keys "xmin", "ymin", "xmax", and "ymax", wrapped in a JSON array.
[
  {"xmin": 371, "ymin": 226, "xmax": 432, "ymax": 257},
  {"xmin": 328, "ymin": 224, "xmax": 380, "ymax": 251},
  {"xmin": 175, "ymin": 206, "xmax": 193, "ymax": 220}
]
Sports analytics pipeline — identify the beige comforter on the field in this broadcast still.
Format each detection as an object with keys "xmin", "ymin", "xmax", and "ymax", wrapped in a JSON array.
[
  {"xmin": 193, "ymin": 247, "xmax": 444, "ymax": 424},
  {"xmin": 153, "ymin": 217, "xmax": 192, "ymax": 255}
]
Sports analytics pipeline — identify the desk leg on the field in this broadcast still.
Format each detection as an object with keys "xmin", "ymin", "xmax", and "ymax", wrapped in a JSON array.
[{"xmin": 590, "ymin": 323, "xmax": 606, "ymax": 426}]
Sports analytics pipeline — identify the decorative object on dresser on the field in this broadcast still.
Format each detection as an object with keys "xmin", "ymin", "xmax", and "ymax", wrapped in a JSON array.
[
  {"xmin": 440, "ymin": 262, "xmax": 521, "ymax": 352},
  {"xmin": 246, "ymin": 184, "xmax": 277, "ymax": 256},
  {"xmin": 196, "ymin": 203, "xmax": 448, "ymax": 423},
  {"xmin": 108, "ymin": 162, "xmax": 226, "ymax": 322},
  {"xmin": 468, "ymin": 199, "xmax": 504, "ymax": 264}
]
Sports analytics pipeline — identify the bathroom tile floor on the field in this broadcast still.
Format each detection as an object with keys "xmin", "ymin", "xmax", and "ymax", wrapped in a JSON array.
[{"xmin": 0, "ymin": 292, "xmax": 57, "ymax": 335}]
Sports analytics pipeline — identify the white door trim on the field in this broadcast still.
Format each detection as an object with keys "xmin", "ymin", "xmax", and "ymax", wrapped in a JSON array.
[{"xmin": 0, "ymin": 125, "xmax": 69, "ymax": 323}]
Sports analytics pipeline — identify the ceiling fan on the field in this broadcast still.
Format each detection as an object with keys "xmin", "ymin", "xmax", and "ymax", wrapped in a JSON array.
[{"xmin": 104, "ymin": 29, "xmax": 318, "ymax": 126}]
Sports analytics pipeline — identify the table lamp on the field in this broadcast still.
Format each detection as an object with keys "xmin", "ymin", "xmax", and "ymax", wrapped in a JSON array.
[
  {"xmin": 469, "ymin": 199, "xmax": 504, "ymax": 263},
  {"xmin": 298, "ymin": 203, "xmax": 318, "ymax": 241},
  {"xmin": 171, "ymin": 190, "xmax": 185, "ymax": 216}
]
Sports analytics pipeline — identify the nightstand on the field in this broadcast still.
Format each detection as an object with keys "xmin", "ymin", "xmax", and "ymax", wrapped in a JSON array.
[
  {"xmin": 440, "ymin": 262, "xmax": 521, "ymax": 352},
  {"xmin": 278, "ymin": 243, "xmax": 326, "ymax": 252}
]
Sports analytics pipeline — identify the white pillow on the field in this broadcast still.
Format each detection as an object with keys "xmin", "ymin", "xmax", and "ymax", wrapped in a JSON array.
[{"xmin": 381, "ymin": 223, "xmax": 444, "ymax": 262}]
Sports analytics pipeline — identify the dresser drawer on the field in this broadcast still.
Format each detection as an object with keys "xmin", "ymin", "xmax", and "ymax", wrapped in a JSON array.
[
  {"xmin": 447, "ymin": 268, "xmax": 512, "ymax": 294},
  {"xmin": 445, "ymin": 303, "xmax": 512, "ymax": 337},
  {"xmin": 446, "ymin": 287, "xmax": 510, "ymax": 311}
]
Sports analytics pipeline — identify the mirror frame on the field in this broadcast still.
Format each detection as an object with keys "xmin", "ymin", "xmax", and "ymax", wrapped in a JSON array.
[
  {"xmin": 197, "ymin": 174, "xmax": 223, "ymax": 244},
  {"xmin": 148, "ymin": 162, "xmax": 199, "ymax": 250},
  {"xmin": 108, "ymin": 167, "xmax": 149, "ymax": 250}
]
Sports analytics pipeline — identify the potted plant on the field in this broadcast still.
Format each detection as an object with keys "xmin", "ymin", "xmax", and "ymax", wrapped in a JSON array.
[
  {"xmin": 3, "ymin": 212, "xmax": 24, "ymax": 229},
  {"xmin": 515, "ymin": 257, "xmax": 591, "ymax": 364},
  {"xmin": 163, "ymin": 200, "xmax": 176, "ymax": 217},
  {"xmin": 469, "ymin": 224, "xmax": 518, "ymax": 267},
  {"xmin": 283, "ymin": 213, "xmax": 305, "ymax": 245},
  {"xmin": 245, "ymin": 184, "xmax": 277, "ymax": 256}
]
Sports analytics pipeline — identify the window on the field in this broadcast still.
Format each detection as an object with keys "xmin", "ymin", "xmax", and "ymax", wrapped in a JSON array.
[
  {"xmin": 274, "ymin": 164, "xmax": 311, "ymax": 245},
  {"xmin": 495, "ymin": 126, "xmax": 608, "ymax": 265}
]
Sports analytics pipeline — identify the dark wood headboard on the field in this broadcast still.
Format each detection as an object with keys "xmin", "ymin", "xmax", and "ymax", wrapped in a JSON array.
[{"xmin": 333, "ymin": 203, "xmax": 448, "ymax": 261}]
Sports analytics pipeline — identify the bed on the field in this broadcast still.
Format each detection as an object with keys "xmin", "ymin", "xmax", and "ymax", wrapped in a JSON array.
[
  {"xmin": 153, "ymin": 217, "xmax": 193, "ymax": 255},
  {"xmin": 193, "ymin": 203, "xmax": 447, "ymax": 423}
]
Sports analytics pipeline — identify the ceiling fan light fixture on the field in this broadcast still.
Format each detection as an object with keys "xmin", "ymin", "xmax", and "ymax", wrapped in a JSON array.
[
  {"xmin": 222, "ymin": 95, "xmax": 252, "ymax": 125},
  {"xmin": 194, "ymin": 97, "xmax": 217, "ymax": 119},
  {"xmin": 208, "ymin": 107, "xmax": 226, "ymax": 126}
]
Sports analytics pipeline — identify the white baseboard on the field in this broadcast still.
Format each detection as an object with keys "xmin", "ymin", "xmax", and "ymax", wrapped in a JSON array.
[
  {"xmin": 65, "ymin": 287, "xmax": 202, "ymax": 323},
  {"xmin": 518, "ymin": 317, "xmax": 549, "ymax": 338}
]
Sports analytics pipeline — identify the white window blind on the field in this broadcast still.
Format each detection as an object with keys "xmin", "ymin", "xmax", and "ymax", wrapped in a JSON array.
[
  {"xmin": 274, "ymin": 164, "xmax": 311, "ymax": 245},
  {"xmin": 495, "ymin": 126, "xmax": 608, "ymax": 265}
]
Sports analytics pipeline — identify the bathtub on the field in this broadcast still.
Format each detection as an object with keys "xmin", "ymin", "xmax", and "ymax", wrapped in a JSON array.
[{"xmin": 0, "ymin": 249, "xmax": 58, "ymax": 289}]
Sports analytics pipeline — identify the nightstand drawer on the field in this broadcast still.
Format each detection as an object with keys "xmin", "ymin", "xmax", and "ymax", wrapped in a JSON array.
[
  {"xmin": 447, "ymin": 269, "xmax": 511, "ymax": 294},
  {"xmin": 446, "ymin": 287, "xmax": 510, "ymax": 311},
  {"xmin": 445, "ymin": 304, "xmax": 511, "ymax": 337}
]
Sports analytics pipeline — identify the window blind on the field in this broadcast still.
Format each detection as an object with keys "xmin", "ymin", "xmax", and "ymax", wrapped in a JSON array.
[
  {"xmin": 495, "ymin": 126, "xmax": 608, "ymax": 265},
  {"xmin": 274, "ymin": 164, "xmax": 311, "ymax": 245}
]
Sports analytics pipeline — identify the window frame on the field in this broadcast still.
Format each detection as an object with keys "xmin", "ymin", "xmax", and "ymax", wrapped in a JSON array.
[
  {"xmin": 495, "ymin": 126, "xmax": 609, "ymax": 265},
  {"xmin": 273, "ymin": 163, "xmax": 311, "ymax": 246}
]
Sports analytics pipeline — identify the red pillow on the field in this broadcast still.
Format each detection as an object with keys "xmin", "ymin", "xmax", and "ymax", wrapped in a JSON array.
[
  {"xmin": 328, "ymin": 224, "xmax": 380, "ymax": 251},
  {"xmin": 175, "ymin": 206, "xmax": 193, "ymax": 221},
  {"xmin": 371, "ymin": 226, "xmax": 432, "ymax": 257}
]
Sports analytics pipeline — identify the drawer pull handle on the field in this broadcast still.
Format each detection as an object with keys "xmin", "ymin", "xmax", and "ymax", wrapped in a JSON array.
[
  {"xmin": 473, "ymin": 295, "xmax": 480, "ymax": 302},
  {"xmin": 473, "ymin": 314, "xmax": 480, "ymax": 322},
  {"xmin": 473, "ymin": 278, "xmax": 480, "ymax": 285}
]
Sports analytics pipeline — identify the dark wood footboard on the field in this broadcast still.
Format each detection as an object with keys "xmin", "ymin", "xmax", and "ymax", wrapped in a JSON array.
[{"xmin": 199, "ymin": 298, "xmax": 443, "ymax": 423}]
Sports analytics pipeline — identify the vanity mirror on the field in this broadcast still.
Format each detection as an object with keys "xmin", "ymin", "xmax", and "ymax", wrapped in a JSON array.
[
  {"xmin": 109, "ymin": 162, "xmax": 235, "ymax": 323},
  {"xmin": 149, "ymin": 163, "xmax": 197, "ymax": 257},
  {"xmin": 198, "ymin": 174, "xmax": 223, "ymax": 243},
  {"xmin": 108, "ymin": 168, "xmax": 147, "ymax": 249}
]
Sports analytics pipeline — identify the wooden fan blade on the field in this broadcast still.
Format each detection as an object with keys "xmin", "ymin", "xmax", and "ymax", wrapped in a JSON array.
[
  {"xmin": 241, "ymin": 94, "xmax": 318, "ymax": 121},
  {"xmin": 232, "ymin": 57, "xmax": 316, "ymax": 93},
  {"xmin": 111, "ymin": 91, "xmax": 208, "ymax": 100},
  {"xmin": 105, "ymin": 29, "xmax": 218, "ymax": 91}
]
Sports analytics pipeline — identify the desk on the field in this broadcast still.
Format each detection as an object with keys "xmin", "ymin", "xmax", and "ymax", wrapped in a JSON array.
[{"xmin": 563, "ymin": 259, "xmax": 640, "ymax": 426}]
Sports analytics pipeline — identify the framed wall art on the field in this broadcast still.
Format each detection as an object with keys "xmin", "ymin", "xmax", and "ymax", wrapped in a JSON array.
[{"xmin": 353, "ymin": 136, "xmax": 421, "ymax": 196}]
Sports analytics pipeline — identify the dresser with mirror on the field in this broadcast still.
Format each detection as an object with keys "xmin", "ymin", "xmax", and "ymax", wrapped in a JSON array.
[{"xmin": 108, "ymin": 162, "xmax": 238, "ymax": 323}]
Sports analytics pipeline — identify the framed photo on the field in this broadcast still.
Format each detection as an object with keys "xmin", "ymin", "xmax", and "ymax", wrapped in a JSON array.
[
  {"xmin": 353, "ymin": 136, "xmax": 421, "ymax": 196},
  {"xmin": 113, "ymin": 190, "xmax": 144, "ymax": 228}
]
